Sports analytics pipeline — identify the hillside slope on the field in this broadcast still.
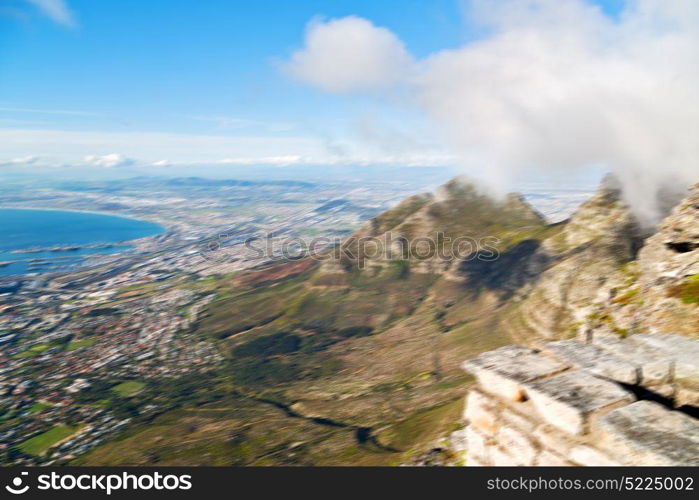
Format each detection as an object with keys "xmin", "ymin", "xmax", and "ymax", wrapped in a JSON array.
[
  {"xmin": 78, "ymin": 178, "xmax": 698, "ymax": 465},
  {"xmin": 78, "ymin": 178, "xmax": 561, "ymax": 465}
]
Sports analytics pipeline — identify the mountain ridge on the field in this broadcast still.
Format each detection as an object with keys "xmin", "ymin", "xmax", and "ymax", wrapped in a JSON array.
[{"xmin": 77, "ymin": 176, "xmax": 698, "ymax": 465}]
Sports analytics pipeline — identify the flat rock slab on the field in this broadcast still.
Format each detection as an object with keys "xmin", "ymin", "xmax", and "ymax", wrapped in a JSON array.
[
  {"xmin": 523, "ymin": 371, "xmax": 635, "ymax": 435},
  {"xmin": 539, "ymin": 340, "xmax": 638, "ymax": 384},
  {"xmin": 631, "ymin": 334, "xmax": 699, "ymax": 388},
  {"xmin": 462, "ymin": 345, "xmax": 569, "ymax": 401},
  {"xmin": 597, "ymin": 401, "xmax": 699, "ymax": 466},
  {"xmin": 592, "ymin": 335, "xmax": 672, "ymax": 385}
]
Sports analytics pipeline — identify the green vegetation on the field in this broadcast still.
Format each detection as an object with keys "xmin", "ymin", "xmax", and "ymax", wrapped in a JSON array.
[
  {"xmin": 668, "ymin": 274, "xmax": 699, "ymax": 305},
  {"xmin": 66, "ymin": 338, "xmax": 97, "ymax": 351},
  {"xmin": 227, "ymin": 326, "xmax": 374, "ymax": 388},
  {"xmin": 231, "ymin": 332, "xmax": 301, "ymax": 358},
  {"xmin": 336, "ymin": 326, "xmax": 373, "ymax": 338},
  {"xmin": 72, "ymin": 380, "xmax": 114, "ymax": 403},
  {"xmin": 613, "ymin": 287, "xmax": 640, "ymax": 305},
  {"xmin": 377, "ymin": 399, "xmax": 463, "ymax": 453},
  {"xmin": 18, "ymin": 425, "xmax": 80, "ymax": 456},
  {"xmin": 391, "ymin": 259, "xmax": 410, "ymax": 279},
  {"xmin": 28, "ymin": 401, "xmax": 50, "ymax": 414},
  {"xmin": 13, "ymin": 343, "xmax": 53, "ymax": 359},
  {"xmin": 229, "ymin": 358, "xmax": 301, "ymax": 386},
  {"xmin": 112, "ymin": 381, "xmax": 145, "ymax": 397},
  {"xmin": 370, "ymin": 194, "xmax": 431, "ymax": 235},
  {"xmin": 85, "ymin": 307, "xmax": 120, "ymax": 317},
  {"xmin": 75, "ymin": 390, "xmax": 468, "ymax": 466},
  {"xmin": 620, "ymin": 261, "xmax": 641, "ymax": 283}
]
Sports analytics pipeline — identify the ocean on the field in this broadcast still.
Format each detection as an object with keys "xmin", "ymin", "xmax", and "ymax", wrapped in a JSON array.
[{"xmin": 0, "ymin": 208, "xmax": 165, "ymax": 277}]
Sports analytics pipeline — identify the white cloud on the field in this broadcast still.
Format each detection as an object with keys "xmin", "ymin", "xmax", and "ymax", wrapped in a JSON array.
[
  {"xmin": 285, "ymin": 16, "xmax": 414, "ymax": 93},
  {"xmin": 218, "ymin": 155, "xmax": 304, "ymax": 166},
  {"xmin": 0, "ymin": 156, "xmax": 39, "ymax": 167},
  {"xmin": 25, "ymin": 0, "xmax": 75, "ymax": 27},
  {"xmin": 149, "ymin": 159, "xmax": 171, "ymax": 167},
  {"xmin": 83, "ymin": 153, "xmax": 133, "ymax": 168},
  {"xmin": 286, "ymin": 0, "xmax": 699, "ymax": 226},
  {"xmin": 0, "ymin": 128, "xmax": 452, "ymax": 169}
]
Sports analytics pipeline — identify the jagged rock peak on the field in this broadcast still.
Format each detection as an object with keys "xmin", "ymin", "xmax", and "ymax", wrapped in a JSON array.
[
  {"xmin": 365, "ymin": 191, "xmax": 434, "ymax": 236},
  {"xmin": 639, "ymin": 184, "xmax": 699, "ymax": 298},
  {"xmin": 644, "ymin": 182, "xmax": 699, "ymax": 260},
  {"xmin": 433, "ymin": 176, "xmax": 544, "ymax": 223},
  {"xmin": 433, "ymin": 176, "xmax": 480, "ymax": 202},
  {"xmin": 561, "ymin": 174, "xmax": 644, "ymax": 250}
]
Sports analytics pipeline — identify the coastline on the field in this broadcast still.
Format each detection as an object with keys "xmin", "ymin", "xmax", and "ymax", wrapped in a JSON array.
[
  {"xmin": 0, "ymin": 207, "xmax": 172, "ymax": 277},
  {"xmin": 0, "ymin": 205, "xmax": 172, "ymax": 233}
]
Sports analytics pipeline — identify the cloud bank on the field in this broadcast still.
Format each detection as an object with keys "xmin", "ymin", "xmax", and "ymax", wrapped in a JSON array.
[
  {"xmin": 0, "ymin": 127, "xmax": 451, "ymax": 170},
  {"xmin": 286, "ymin": 0, "xmax": 699, "ymax": 225}
]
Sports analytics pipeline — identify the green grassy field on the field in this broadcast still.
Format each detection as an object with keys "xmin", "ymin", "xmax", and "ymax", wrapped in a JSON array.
[
  {"xmin": 75, "ymin": 393, "xmax": 465, "ymax": 466},
  {"xmin": 27, "ymin": 401, "xmax": 50, "ymax": 414},
  {"xmin": 66, "ymin": 338, "xmax": 97, "ymax": 351},
  {"xmin": 18, "ymin": 425, "xmax": 80, "ymax": 456},
  {"xmin": 112, "ymin": 381, "xmax": 145, "ymax": 397},
  {"xmin": 12, "ymin": 343, "xmax": 53, "ymax": 359}
]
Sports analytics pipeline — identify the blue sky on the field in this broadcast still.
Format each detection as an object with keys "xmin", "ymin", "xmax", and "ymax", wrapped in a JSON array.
[
  {"xmin": 0, "ymin": 0, "xmax": 644, "ymax": 178},
  {"xmin": 1, "ymin": 0, "xmax": 465, "ymax": 160}
]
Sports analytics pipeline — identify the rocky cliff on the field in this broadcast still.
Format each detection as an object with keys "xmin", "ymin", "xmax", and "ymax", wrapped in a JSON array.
[
  {"xmin": 448, "ymin": 181, "xmax": 699, "ymax": 467},
  {"xmin": 509, "ymin": 179, "xmax": 698, "ymax": 343}
]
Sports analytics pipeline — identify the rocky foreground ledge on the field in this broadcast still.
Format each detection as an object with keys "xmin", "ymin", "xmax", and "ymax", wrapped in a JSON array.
[{"xmin": 455, "ymin": 334, "xmax": 699, "ymax": 466}]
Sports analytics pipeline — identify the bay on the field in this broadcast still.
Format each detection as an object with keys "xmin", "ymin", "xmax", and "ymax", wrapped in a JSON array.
[{"xmin": 0, "ymin": 208, "xmax": 165, "ymax": 277}]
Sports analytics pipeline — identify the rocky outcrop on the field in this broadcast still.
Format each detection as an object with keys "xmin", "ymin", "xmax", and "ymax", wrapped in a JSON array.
[
  {"xmin": 456, "ymin": 335, "xmax": 699, "ymax": 466},
  {"xmin": 332, "ymin": 177, "xmax": 548, "ymax": 275},
  {"xmin": 571, "ymin": 183, "xmax": 699, "ymax": 340},
  {"xmin": 511, "ymin": 176, "xmax": 645, "ymax": 340},
  {"xmin": 449, "ymin": 180, "xmax": 699, "ymax": 467},
  {"xmin": 511, "ymin": 179, "xmax": 699, "ymax": 343},
  {"xmin": 631, "ymin": 184, "xmax": 699, "ymax": 337}
]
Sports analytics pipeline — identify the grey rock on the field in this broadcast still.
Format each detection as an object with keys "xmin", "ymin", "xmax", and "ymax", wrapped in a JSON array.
[
  {"xmin": 539, "ymin": 340, "xmax": 638, "ymax": 384},
  {"xmin": 597, "ymin": 401, "xmax": 699, "ymax": 466},
  {"xmin": 523, "ymin": 371, "xmax": 635, "ymax": 435},
  {"xmin": 632, "ymin": 334, "xmax": 699, "ymax": 388},
  {"xmin": 463, "ymin": 345, "xmax": 569, "ymax": 401},
  {"xmin": 592, "ymin": 335, "xmax": 672, "ymax": 385}
]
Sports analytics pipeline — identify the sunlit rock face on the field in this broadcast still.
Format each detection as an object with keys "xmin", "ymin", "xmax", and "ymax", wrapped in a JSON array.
[
  {"xmin": 508, "ymin": 177, "xmax": 698, "ymax": 343},
  {"xmin": 634, "ymin": 183, "xmax": 699, "ymax": 338},
  {"xmin": 458, "ymin": 335, "xmax": 699, "ymax": 466},
  {"xmin": 510, "ymin": 176, "xmax": 645, "ymax": 341}
]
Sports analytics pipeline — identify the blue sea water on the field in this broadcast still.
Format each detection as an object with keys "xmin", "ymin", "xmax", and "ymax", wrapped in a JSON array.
[{"xmin": 0, "ymin": 209, "xmax": 165, "ymax": 277}]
